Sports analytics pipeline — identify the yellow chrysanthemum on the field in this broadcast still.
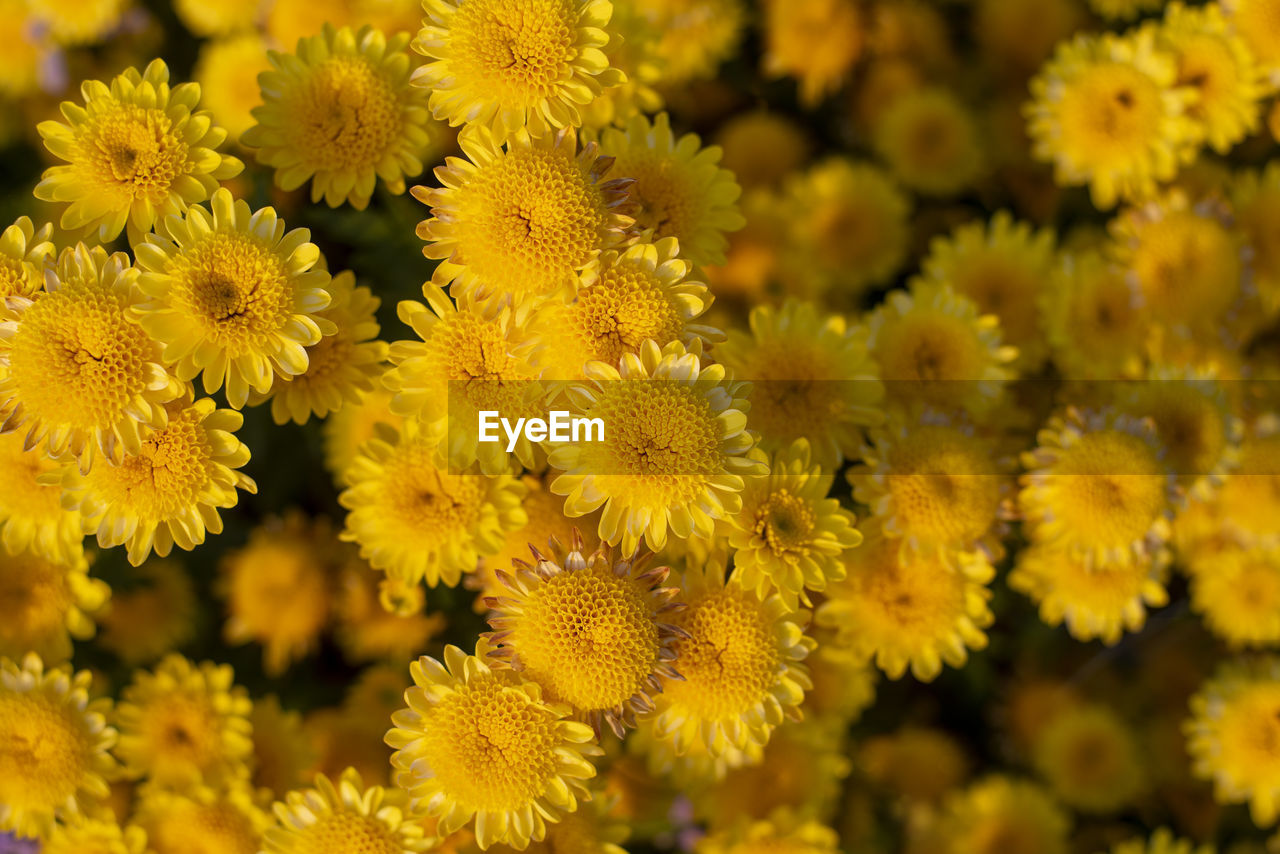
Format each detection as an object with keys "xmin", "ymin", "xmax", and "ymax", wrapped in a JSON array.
[
  {"xmin": 1019, "ymin": 408, "xmax": 1176, "ymax": 569},
  {"xmin": 264, "ymin": 767, "xmax": 429, "ymax": 853},
  {"xmin": 776, "ymin": 158, "xmax": 911, "ymax": 302},
  {"xmin": 174, "ymin": 0, "xmax": 262, "ymax": 38},
  {"xmin": 1185, "ymin": 655, "xmax": 1280, "ymax": 827},
  {"xmin": 334, "ymin": 560, "xmax": 448, "ymax": 662},
  {"xmin": 27, "ymin": 0, "xmax": 129, "ymax": 45},
  {"xmin": 1041, "ymin": 249, "xmax": 1146, "ymax": 380},
  {"xmin": 59, "ymin": 394, "xmax": 257, "ymax": 567},
  {"xmin": 0, "ymin": 550, "xmax": 109, "ymax": 664},
  {"xmin": 34, "ymin": 59, "xmax": 243, "ymax": 243},
  {"xmin": 802, "ymin": 637, "xmax": 877, "ymax": 728},
  {"xmin": 866, "ymin": 280, "xmax": 1017, "ymax": 417},
  {"xmin": 0, "ymin": 216, "xmax": 53, "ymax": 300},
  {"xmin": 250, "ymin": 695, "xmax": 315, "ymax": 800},
  {"xmin": 322, "ymin": 385, "xmax": 403, "ymax": 484},
  {"xmin": 115, "ymin": 653, "xmax": 253, "ymax": 789},
  {"xmin": 338, "ymin": 420, "xmax": 527, "ymax": 588},
  {"xmin": 1032, "ymin": 703, "xmax": 1146, "ymax": 814},
  {"xmin": 1223, "ymin": 0, "xmax": 1280, "ymax": 84},
  {"xmin": 549, "ymin": 339, "xmax": 763, "ymax": 554},
  {"xmin": 0, "ymin": 244, "xmax": 184, "ymax": 472},
  {"xmin": 597, "ymin": 112, "xmax": 745, "ymax": 267},
  {"xmin": 132, "ymin": 187, "xmax": 333, "ymax": 409},
  {"xmin": 40, "ymin": 814, "xmax": 148, "ymax": 854},
  {"xmin": 479, "ymin": 788, "xmax": 629, "ymax": 854},
  {"xmin": 579, "ymin": 0, "xmax": 664, "ymax": 129},
  {"xmin": 133, "ymin": 781, "xmax": 270, "ymax": 854},
  {"xmin": 647, "ymin": 561, "xmax": 813, "ymax": 758},
  {"xmin": 1232, "ymin": 162, "xmax": 1280, "ymax": 315},
  {"xmin": 532, "ymin": 237, "xmax": 721, "ymax": 381},
  {"xmin": 0, "ymin": 653, "xmax": 117, "ymax": 840},
  {"xmin": 0, "ymin": 0, "xmax": 49, "ymax": 98},
  {"xmin": 1213, "ymin": 423, "xmax": 1280, "ymax": 549},
  {"xmin": 860, "ymin": 726, "xmax": 969, "ymax": 806},
  {"xmin": 244, "ymin": 25, "xmax": 433, "ymax": 209},
  {"xmin": 921, "ymin": 212, "xmax": 1057, "ymax": 371},
  {"xmin": 762, "ymin": 0, "xmax": 863, "ymax": 106},
  {"xmin": 635, "ymin": 0, "xmax": 744, "ymax": 87},
  {"xmin": 1025, "ymin": 30, "xmax": 1196, "ymax": 209},
  {"xmin": 251, "ymin": 271, "xmax": 389, "ymax": 425},
  {"xmin": 933, "ymin": 777, "xmax": 1070, "ymax": 854},
  {"xmin": 416, "ymin": 126, "xmax": 634, "ymax": 309},
  {"xmin": 305, "ymin": 707, "xmax": 394, "ymax": 788},
  {"xmin": 484, "ymin": 535, "xmax": 684, "ymax": 736},
  {"xmin": 386, "ymin": 644, "xmax": 602, "ymax": 850},
  {"xmin": 874, "ymin": 87, "xmax": 985, "ymax": 197},
  {"xmin": 815, "ymin": 524, "xmax": 994, "ymax": 682},
  {"xmin": 726, "ymin": 439, "xmax": 860, "ymax": 609},
  {"xmin": 1009, "ymin": 544, "xmax": 1170, "ymax": 646},
  {"xmin": 411, "ymin": 0, "xmax": 624, "ymax": 140},
  {"xmin": 716, "ymin": 300, "xmax": 882, "ymax": 469},
  {"xmin": 850, "ymin": 411, "xmax": 1009, "ymax": 563},
  {"xmin": 96, "ymin": 559, "xmax": 197, "ymax": 665},
  {"xmin": 193, "ymin": 34, "xmax": 273, "ymax": 145},
  {"xmin": 1101, "ymin": 828, "xmax": 1214, "ymax": 854},
  {"xmin": 0, "ymin": 430, "xmax": 85, "ymax": 564},
  {"xmin": 714, "ymin": 112, "xmax": 810, "ymax": 192},
  {"xmin": 695, "ymin": 812, "xmax": 840, "ymax": 854},
  {"xmin": 1191, "ymin": 543, "xmax": 1280, "ymax": 648},
  {"xmin": 265, "ymin": 0, "xmax": 422, "ymax": 49}
]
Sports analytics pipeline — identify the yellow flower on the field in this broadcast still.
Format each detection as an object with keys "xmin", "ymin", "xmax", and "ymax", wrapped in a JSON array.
[
  {"xmin": 34, "ymin": 59, "xmax": 243, "ymax": 243},
  {"xmin": 1019, "ymin": 408, "xmax": 1176, "ymax": 569},
  {"xmin": 132, "ymin": 187, "xmax": 333, "ymax": 409},
  {"xmin": 726, "ymin": 439, "xmax": 861, "ymax": 609},
  {"xmin": 1232, "ymin": 161, "xmax": 1280, "ymax": 315},
  {"xmin": 647, "ymin": 562, "xmax": 813, "ymax": 758},
  {"xmin": 40, "ymin": 814, "xmax": 148, "ymax": 854},
  {"xmin": 1223, "ymin": 0, "xmax": 1280, "ymax": 85},
  {"xmin": 250, "ymin": 271, "xmax": 389, "ymax": 425},
  {"xmin": 174, "ymin": 0, "xmax": 263, "ymax": 37},
  {"xmin": 934, "ymin": 777, "xmax": 1070, "ymax": 854},
  {"xmin": 714, "ymin": 111, "xmax": 811, "ymax": 192},
  {"xmin": 338, "ymin": 420, "xmax": 527, "ymax": 589},
  {"xmin": 322, "ymin": 385, "xmax": 403, "ymax": 484},
  {"xmin": 218, "ymin": 513, "xmax": 337, "ymax": 676},
  {"xmin": 479, "ymin": 790, "xmax": 629, "ymax": 854},
  {"xmin": 244, "ymin": 25, "xmax": 434, "ymax": 209},
  {"xmin": 411, "ymin": 0, "xmax": 624, "ymax": 141},
  {"xmin": 597, "ymin": 112, "xmax": 745, "ymax": 267},
  {"xmin": 386, "ymin": 644, "xmax": 602, "ymax": 850},
  {"xmin": 417, "ymin": 126, "xmax": 634, "ymax": 309},
  {"xmin": 1032, "ymin": 703, "xmax": 1146, "ymax": 814},
  {"xmin": 115, "ymin": 653, "xmax": 253, "ymax": 789},
  {"xmin": 695, "ymin": 812, "xmax": 840, "ymax": 854},
  {"xmin": 264, "ymin": 767, "xmax": 429, "ymax": 853},
  {"xmin": 265, "ymin": 0, "xmax": 422, "ymax": 49},
  {"xmin": 532, "ymin": 237, "xmax": 721, "ymax": 381},
  {"xmin": 921, "ymin": 211, "xmax": 1057, "ymax": 371},
  {"xmin": 0, "ymin": 216, "xmax": 53, "ymax": 300},
  {"xmin": 1100, "ymin": 828, "xmax": 1214, "ymax": 854},
  {"xmin": 548, "ymin": 339, "xmax": 762, "ymax": 554},
  {"xmin": 0, "ymin": 550, "xmax": 109, "ymax": 664},
  {"xmin": 59, "ymin": 394, "xmax": 258, "ymax": 567},
  {"xmin": 815, "ymin": 524, "xmax": 994, "ymax": 682},
  {"xmin": 1214, "ymin": 423, "xmax": 1280, "ymax": 549},
  {"xmin": 27, "ymin": 0, "xmax": 128, "ymax": 46},
  {"xmin": 484, "ymin": 534, "xmax": 686, "ymax": 736},
  {"xmin": 866, "ymin": 279, "xmax": 1017, "ymax": 417},
  {"xmin": 1041, "ymin": 249, "xmax": 1146, "ymax": 380},
  {"xmin": 1185, "ymin": 655, "xmax": 1280, "ymax": 827},
  {"xmin": 0, "ymin": 653, "xmax": 117, "ymax": 839},
  {"xmin": 1191, "ymin": 543, "xmax": 1280, "ymax": 648},
  {"xmin": 802, "ymin": 638, "xmax": 877, "ymax": 728},
  {"xmin": 0, "ymin": 0, "xmax": 50, "ymax": 98},
  {"xmin": 860, "ymin": 726, "xmax": 969, "ymax": 806},
  {"xmin": 1009, "ymin": 544, "xmax": 1170, "ymax": 646},
  {"xmin": 716, "ymin": 300, "xmax": 883, "ymax": 469},
  {"xmin": 133, "ymin": 781, "xmax": 270, "ymax": 854},
  {"xmin": 579, "ymin": 0, "xmax": 665, "ymax": 129},
  {"xmin": 193, "ymin": 34, "xmax": 273, "ymax": 144},
  {"xmin": 635, "ymin": 0, "xmax": 745, "ymax": 87},
  {"xmin": 0, "ymin": 430, "xmax": 85, "ymax": 564},
  {"xmin": 1025, "ymin": 30, "xmax": 1196, "ymax": 209},
  {"xmin": 96, "ymin": 559, "xmax": 197, "ymax": 666},
  {"xmin": 334, "ymin": 559, "xmax": 448, "ymax": 662},
  {"xmin": 874, "ymin": 87, "xmax": 985, "ymax": 197},
  {"xmin": 249, "ymin": 695, "xmax": 315, "ymax": 800},
  {"xmin": 762, "ymin": 0, "xmax": 863, "ymax": 106},
  {"xmin": 0, "ymin": 244, "xmax": 184, "ymax": 472}
]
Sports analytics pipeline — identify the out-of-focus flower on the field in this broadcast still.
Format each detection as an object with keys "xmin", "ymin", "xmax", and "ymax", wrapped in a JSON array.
[
  {"xmin": 1031, "ymin": 703, "xmax": 1147, "ymax": 813},
  {"xmin": 97, "ymin": 559, "xmax": 197, "ymax": 666},
  {"xmin": 0, "ymin": 550, "xmax": 108, "ymax": 663},
  {"xmin": 193, "ymin": 34, "xmax": 273, "ymax": 144},
  {"xmin": 263, "ymin": 767, "xmax": 430, "ymax": 853},
  {"xmin": 874, "ymin": 87, "xmax": 985, "ymax": 197},
  {"xmin": 0, "ymin": 216, "xmax": 53, "ymax": 300}
]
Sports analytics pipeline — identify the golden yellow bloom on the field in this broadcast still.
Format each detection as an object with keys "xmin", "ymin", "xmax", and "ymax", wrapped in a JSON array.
[
  {"xmin": 484, "ymin": 534, "xmax": 685, "ymax": 736},
  {"xmin": 715, "ymin": 112, "xmax": 810, "ymax": 192},
  {"xmin": 265, "ymin": 0, "xmax": 422, "ymax": 49},
  {"xmin": 417, "ymin": 126, "xmax": 633, "ymax": 309},
  {"xmin": 40, "ymin": 814, "xmax": 148, "ymax": 854},
  {"xmin": 1100, "ymin": 828, "xmax": 1214, "ymax": 854},
  {"xmin": 411, "ymin": 0, "xmax": 624, "ymax": 141},
  {"xmin": 244, "ymin": 25, "xmax": 433, "ymax": 209},
  {"xmin": 579, "ymin": 0, "xmax": 665, "ymax": 129},
  {"xmin": 0, "ymin": 550, "xmax": 109, "ymax": 664},
  {"xmin": 133, "ymin": 781, "xmax": 270, "ymax": 854},
  {"xmin": 647, "ymin": 561, "xmax": 813, "ymax": 758},
  {"xmin": 716, "ymin": 300, "xmax": 882, "ymax": 469},
  {"xmin": 1232, "ymin": 162, "xmax": 1280, "ymax": 315},
  {"xmin": 635, "ymin": 0, "xmax": 744, "ymax": 86},
  {"xmin": 762, "ymin": 0, "xmax": 863, "ymax": 106},
  {"xmin": 132, "ymin": 187, "xmax": 332, "ymax": 409},
  {"xmin": 386, "ymin": 644, "xmax": 602, "ymax": 850},
  {"xmin": 34, "ymin": 60, "xmax": 243, "ymax": 243},
  {"xmin": 0, "ymin": 430, "xmax": 85, "ymax": 564},
  {"xmin": 0, "ymin": 216, "xmax": 53, "ymax": 300},
  {"xmin": 933, "ymin": 777, "xmax": 1070, "ymax": 854},
  {"xmin": 338, "ymin": 420, "xmax": 527, "ymax": 588},
  {"xmin": 1191, "ymin": 543, "xmax": 1280, "ymax": 648},
  {"xmin": 0, "ymin": 244, "xmax": 183, "ymax": 472},
  {"xmin": 249, "ymin": 695, "xmax": 314, "ymax": 800},
  {"xmin": 1214, "ymin": 423, "xmax": 1280, "ymax": 549},
  {"xmin": 802, "ymin": 638, "xmax": 877, "ymax": 728},
  {"xmin": 860, "ymin": 726, "xmax": 969, "ymax": 806},
  {"xmin": 0, "ymin": 0, "xmax": 49, "ymax": 98},
  {"xmin": 1032, "ymin": 703, "xmax": 1146, "ymax": 814},
  {"xmin": 1185, "ymin": 655, "xmax": 1280, "ymax": 827},
  {"xmin": 264, "ymin": 767, "xmax": 429, "ymax": 853},
  {"xmin": 251, "ymin": 271, "xmax": 389, "ymax": 425},
  {"xmin": 1224, "ymin": 0, "xmax": 1280, "ymax": 84},
  {"xmin": 60, "ymin": 394, "xmax": 257, "ymax": 567},
  {"xmin": 695, "ymin": 812, "xmax": 840, "ymax": 854},
  {"xmin": 322, "ymin": 385, "xmax": 403, "ymax": 484},
  {"xmin": 874, "ymin": 87, "xmax": 985, "ymax": 197},
  {"xmin": 1041, "ymin": 249, "xmax": 1146, "ymax": 380},
  {"xmin": 193, "ymin": 34, "xmax": 273, "ymax": 145},
  {"xmin": 1026, "ymin": 30, "xmax": 1196, "ymax": 209},
  {"xmin": 727, "ymin": 439, "xmax": 860, "ymax": 609},
  {"xmin": 597, "ymin": 112, "xmax": 745, "ymax": 267},
  {"xmin": 174, "ymin": 0, "xmax": 262, "ymax": 38},
  {"xmin": 96, "ymin": 559, "xmax": 197, "ymax": 666},
  {"xmin": 334, "ymin": 559, "xmax": 448, "ymax": 662},
  {"xmin": 549, "ymin": 339, "xmax": 762, "ymax": 554},
  {"xmin": 815, "ymin": 525, "xmax": 994, "ymax": 682},
  {"xmin": 0, "ymin": 653, "xmax": 117, "ymax": 840},
  {"xmin": 28, "ymin": 0, "xmax": 129, "ymax": 45}
]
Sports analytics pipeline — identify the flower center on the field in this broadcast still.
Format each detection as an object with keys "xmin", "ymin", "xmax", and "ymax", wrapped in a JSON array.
[
  {"xmin": 86, "ymin": 106, "xmax": 189, "ymax": 202},
  {"xmin": 171, "ymin": 233, "xmax": 292, "ymax": 349},
  {"xmin": 663, "ymin": 590, "xmax": 779, "ymax": 719},
  {"xmin": 0, "ymin": 693, "xmax": 90, "ymax": 812},
  {"xmin": 301, "ymin": 812, "xmax": 402, "ymax": 854},
  {"xmin": 755, "ymin": 490, "xmax": 815, "ymax": 555},
  {"xmin": 84, "ymin": 405, "xmax": 212, "ymax": 521},
  {"xmin": 283, "ymin": 56, "xmax": 401, "ymax": 172},
  {"xmin": 453, "ymin": 0, "xmax": 576, "ymax": 104}
]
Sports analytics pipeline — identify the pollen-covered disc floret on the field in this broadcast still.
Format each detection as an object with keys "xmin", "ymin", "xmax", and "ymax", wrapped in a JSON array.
[
  {"xmin": 0, "ymin": 217, "xmax": 53, "ymax": 301},
  {"xmin": 59, "ymin": 394, "xmax": 258, "ymax": 567},
  {"xmin": 0, "ymin": 653, "xmax": 118, "ymax": 840},
  {"xmin": 416, "ymin": 126, "xmax": 633, "ymax": 309},
  {"xmin": 549, "ymin": 339, "xmax": 763, "ymax": 555},
  {"xmin": 243, "ymin": 25, "xmax": 434, "ymax": 210},
  {"xmin": 484, "ymin": 533, "xmax": 686, "ymax": 736},
  {"xmin": 263, "ymin": 767, "xmax": 430, "ymax": 854},
  {"xmin": 33, "ymin": 59, "xmax": 243, "ymax": 243},
  {"xmin": 0, "ymin": 244, "xmax": 184, "ymax": 472},
  {"xmin": 385, "ymin": 644, "xmax": 602, "ymax": 850}
]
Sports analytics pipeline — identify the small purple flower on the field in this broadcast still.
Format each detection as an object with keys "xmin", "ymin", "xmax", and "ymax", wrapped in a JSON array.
[{"xmin": 0, "ymin": 831, "xmax": 40, "ymax": 854}]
